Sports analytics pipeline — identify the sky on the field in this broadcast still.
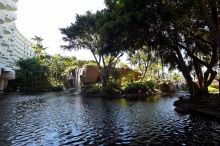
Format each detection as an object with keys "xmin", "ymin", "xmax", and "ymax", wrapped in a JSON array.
[{"xmin": 16, "ymin": 0, "xmax": 105, "ymax": 60}]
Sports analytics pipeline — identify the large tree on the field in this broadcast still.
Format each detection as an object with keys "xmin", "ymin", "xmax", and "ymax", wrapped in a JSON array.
[
  {"xmin": 60, "ymin": 11, "xmax": 123, "ymax": 88},
  {"xmin": 16, "ymin": 58, "xmax": 49, "ymax": 90},
  {"xmin": 127, "ymin": 49, "xmax": 160, "ymax": 79},
  {"xmin": 102, "ymin": 0, "xmax": 219, "ymax": 99}
]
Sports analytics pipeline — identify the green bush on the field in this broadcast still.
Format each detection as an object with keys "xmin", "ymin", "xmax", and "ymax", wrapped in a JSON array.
[
  {"xmin": 83, "ymin": 62, "xmax": 98, "ymax": 68},
  {"xmin": 123, "ymin": 80, "xmax": 156, "ymax": 93},
  {"xmin": 122, "ymin": 71, "xmax": 136, "ymax": 83},
  {"xmin": 50, "ymin": 85, "xmax": 63, "ymax": 91},
  {"xmin": 87, "ymin": 83, "xmax": 102, "ymax": 93},
  {"xmin": 209, "ymin": 84, "xmax": 219, "ymax": 89},
  {"xmin": 102, "ymin": 76, "xmax": 121, "ymax": 94}
]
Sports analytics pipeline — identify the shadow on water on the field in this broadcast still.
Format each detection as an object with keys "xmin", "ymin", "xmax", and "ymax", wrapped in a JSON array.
[{"xmin": 0, "ymin": 92, "xmax": 219, "ymax": 145}]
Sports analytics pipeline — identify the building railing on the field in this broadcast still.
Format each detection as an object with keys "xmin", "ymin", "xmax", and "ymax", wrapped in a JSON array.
[
  {"xmin": 2, "ymin": 26, "xmax": 11, "ymax": 34},
  {"xmin": 5, "ymin": 0, "xmax": 17, "ymax": 11},
  {"xmin": 0, "ymin": 0, "xmax": 6, "ymax": 9},
  {"xmin": 0, "ymin": 12, "xmax": 4, "ymax": 24},
  {"xmin": 0, "ymin": 27, "xmax": 3, "ymax": 38},
  {"xmin": 5, "ymin": 11, "xmax": 16, "ymax": 22},
  {"xmin": 1, "ymin": 37, "xmax": 9, "ymax": 46}
]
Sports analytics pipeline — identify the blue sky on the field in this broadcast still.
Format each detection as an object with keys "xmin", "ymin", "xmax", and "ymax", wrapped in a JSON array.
[{"xmin": 16, "ymin": 0, "xmax": 105, "ymax": 60}]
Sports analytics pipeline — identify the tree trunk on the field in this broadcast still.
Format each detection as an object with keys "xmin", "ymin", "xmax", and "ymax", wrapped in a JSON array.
[
  {"xmin": 173, "ymin": 48, "xmax": 210, "ymax": 101},
  {"xmin": 101, "ymin": 67, "xmax": 109, "ymax": 88}
]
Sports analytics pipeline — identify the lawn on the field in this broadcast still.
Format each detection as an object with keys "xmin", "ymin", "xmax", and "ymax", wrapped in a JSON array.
[{"xmin": 208, "ymin": 86, "xmax": 219, "ymax": 93}]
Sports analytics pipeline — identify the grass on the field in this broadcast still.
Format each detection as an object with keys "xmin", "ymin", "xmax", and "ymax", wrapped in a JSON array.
[{"xmin": 208, "ymin": 86, "xmax": 219, "ymax": 93}]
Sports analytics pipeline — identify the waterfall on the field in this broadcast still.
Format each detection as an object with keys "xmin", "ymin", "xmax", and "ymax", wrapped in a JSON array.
[{"xmin": 74, "ymin": 68, "xmax": 84, "ymax": 91}]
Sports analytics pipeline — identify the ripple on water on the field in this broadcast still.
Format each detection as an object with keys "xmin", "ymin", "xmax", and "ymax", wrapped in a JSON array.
[{"xmin": 0, "ymin": 93, "xmax": 220, "ymax": 145}]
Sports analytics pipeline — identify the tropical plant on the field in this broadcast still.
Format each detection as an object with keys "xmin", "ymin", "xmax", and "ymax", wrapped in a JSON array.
[
  {"xmin": 16, "ymin": 58, "xmax": 49, "ymax": 90},
  {"xmin": 123, "ymin": 80, "xmax": 156, "ymax": 94},
  {"xmin": 101, "ymin": 0, "xmax": 219, "ymax": 99},
  {"xmin": 60, "ymin": 11, "xmax": 123, "ymax": 88}
]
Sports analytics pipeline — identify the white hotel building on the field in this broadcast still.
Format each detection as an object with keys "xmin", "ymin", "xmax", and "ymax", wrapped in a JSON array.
[{"xmin": 0, "ymin": 0, "xmax": 35, "ymax": 91}]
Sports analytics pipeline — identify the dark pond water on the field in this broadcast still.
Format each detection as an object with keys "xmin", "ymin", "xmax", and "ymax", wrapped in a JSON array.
[{"xmin": 0, "ymin": 92, "xmax": 220, "ymax": 145}]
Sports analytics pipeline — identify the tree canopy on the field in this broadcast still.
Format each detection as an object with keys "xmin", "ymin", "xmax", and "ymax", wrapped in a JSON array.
[
  {"xmin": 100, "ymin": 0, "xmax": 220, "ymax": 98},
  {"xmin": 60, "ymin": 0, "xmax": 219, "ymax": 97}
]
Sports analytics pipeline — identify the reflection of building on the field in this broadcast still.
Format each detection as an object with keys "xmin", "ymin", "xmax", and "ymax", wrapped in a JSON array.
[{"xmin": 0, "ymin": 0, "xmax": 35, "ymax": 91}]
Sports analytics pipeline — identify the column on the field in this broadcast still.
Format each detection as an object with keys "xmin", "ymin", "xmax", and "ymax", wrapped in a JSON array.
[
  {"xmin": 0, "ymin": 78, "xmax": 4, "ymax": 91},
  {"xmin": 4, "ymin": 79, "xmax": 8, "ymax": 89}
]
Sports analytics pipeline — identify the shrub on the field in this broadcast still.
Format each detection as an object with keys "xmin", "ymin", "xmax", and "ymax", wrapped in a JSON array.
[
  {"xmin": 209, "ymin": 82, "xmax": 219, "ymax": 89},
  {"xmin": 123, "ymin": 80, "xmax": 156, "ymax": 93},
  {"xmin": 144, "ymin": 80, "xmax": 156, "ymax": 89},
  {"xmin": 51, "ymin": 85, "xmax": 63, "ymax": 91},
  {"xmin": 87, "ymin": 83, "xmax": 102, "ymax": 94},
  {"xmin": 121, "ymin": 70, "xmax": 136, "ymax": 83},
  {"xmin": 83, "ymin": 62, "xmax": 98, "ymax": 68}
]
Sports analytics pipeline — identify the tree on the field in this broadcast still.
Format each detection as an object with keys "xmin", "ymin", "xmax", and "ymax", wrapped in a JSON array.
[
  {"xmin": 197, "ymin": 0, "xmax": 220, "ymax": 54},
  {"xmin": 127, "ymin": 49, "xmax": 159, "ymax": 79},
  {"xmin": 31, "ymin": 36, "xmax": 47, "ymax": 60},
  {"xmin": 46, "ymin": 54, "xmax": 79, "ymax": 87},
  {"xmin": 60, "ymin": 11, "xmax": 123, "ymax": 88},
  {"xmin": 102, "ymin": 0, "xmax": 219, "ymax": 99},
  {"xmin": 16, "ymin": 58, "xmax": 49, "ymax": 90}
]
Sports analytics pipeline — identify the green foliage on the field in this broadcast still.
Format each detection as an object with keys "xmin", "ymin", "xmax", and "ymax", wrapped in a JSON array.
[
  {"xmin": 209, "ymin": 81, "xmax": 219, "ymax": 89},
  {"xmin": 121, "ymin": 70, "xmax": 136, "ymax": 85},
  {"xmin": 123, "ymin": 80, "xmax": 156, "ymax": 93},
  {"xmin": 127, "ymin": 50, "xmax": 159, "ymax": 79},
  {"xmin": 101, "ymin": 0, "xmax": 219, "ymax": 97},
  {"xmin": 31, "ymin": 36, "xmax": 47, "ymax": 61},
  {"xmin": 14, "ymin": 48, "xmax": 93, "ymax": 91},
  {"xmin": 118, "ymin": 62, "xmax": 130, "ymax": 69},
  {"xmin": 61, "ymin": 11, "xmax": 123, "ymax": 89},
  {"xmin": 172, "ymin": 74, "xmax": 180, "ymax": 82},
  {"xmin": 83, "ymin": 62, "xmax": 98, "ymax": 68},
  {"xmin": 144, "ymin": 80, "xmax": 156, "ymax": 89},
  {"xmin": 16, "ymin": 58, "xmax": 50, "ymax": 91},
  {"xmin": 87, "ymin": 83, "xmax": 102, "ymax": 94},
  {"xmin": 208, "ymin": 86, "xmax": 219, "ymax": 93},
  {"xmin": 103, "ymin": 76, "xmax": 121, "ymax": 94}
]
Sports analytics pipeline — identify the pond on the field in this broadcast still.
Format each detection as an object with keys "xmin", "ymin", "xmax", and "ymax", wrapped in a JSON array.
[{"xmin": 0, "ymin": 92, "xmax": 219, "ymax": 145}]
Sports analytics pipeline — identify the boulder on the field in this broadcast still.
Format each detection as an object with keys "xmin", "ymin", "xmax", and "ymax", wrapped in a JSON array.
[
  {"xmin": 81, "ymin": 66, "xmax": 100, "ymax": 84},
  {"xmin": 118, "ymin": 68, "xmax": 140, "ymax": 81},
  {"xmin": 159, "ymin": 82, "xmax": 175, "ymax": 93},
  {"xmin": 174, "ymin": 98, "xmax": 194, "ymax": 113}
]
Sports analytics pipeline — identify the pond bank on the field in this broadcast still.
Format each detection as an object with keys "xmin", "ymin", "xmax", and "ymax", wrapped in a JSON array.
[{"xmin": 174, "ymin": 94, "xmax": 220, "ymax": 120}]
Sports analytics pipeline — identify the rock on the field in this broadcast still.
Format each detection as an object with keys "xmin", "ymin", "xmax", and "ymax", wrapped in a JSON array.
[
  {"xmin": 81, "ymin": 66, "xmax": 100, "ymax": 84},
  {"xmin": 159, "ymin": 82, "xmax": 175, "ymax": 93},
  {"xmin": 118, "ymin": 68, "xmax": 140, "ymax": 81},
  {"xmin": 174, "ymin": 98, "xmax": 194, "ymax": 113},
  {"xmin": 174, "ymin": 103, "xmax": 194, "ymax": 114}
]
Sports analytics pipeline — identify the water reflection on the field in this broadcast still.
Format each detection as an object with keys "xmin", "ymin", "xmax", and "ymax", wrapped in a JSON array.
[
  {"xmin": 146, "ymin": 94, "xmax": 162, "ymax": 103},
  {"xmin": 0, "ymin": 92, "xmax": 219, "ymax": 145}
]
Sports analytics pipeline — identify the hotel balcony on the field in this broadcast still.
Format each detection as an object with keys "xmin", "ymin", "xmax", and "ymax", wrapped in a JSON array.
[
  {"xmin": 5, "ymin": 11, "xmax": 17, "ymax": 22},
  {"xmin": 5, "ymin": 13, "xmax": 13, "ymax": 23},
  {"xmin": 0, "ymin": 0, "xmax": 6, "ymax": 9},
  {"xmin": 7, "ymin": 48, "xmax": 12, "ymax": 55},
  {"xmin": 1, "ymin": 53, "xmax": 9, "ymax": 60},
  {"xmin": 1, "ymin": 37, "xmax": 9, "ymax": 46},
  {"xmin": 10, "ymin": 23, "xmax": 16, "ymax": 31},
  {"xmin": 9, "ymin": 35, "xmax": 14, "ymax": 42},
  {"xmin": 5, "ymin": 0, "xmax": 17, "ymax": 11},
  {"xmin": 11, "ymin": 13, "xmax": 17, "ymax": 21},
  {"xmin": 2, "ymin": 26, "xmax": 11, "ymax": 34},
  {"xmin": 0, "ymin": 59, "xmax": 7, "ymax": 67},
  {"xmin": 0, "ymin": 12, "xmax": 5, "ymax": 24},
  {"xmin": 3, "ymin": 66, "xmax": 13, "ymax": 72},
  {"xmin": 0, "ymin": 28, "xmax": 3, "ymax": 39}
]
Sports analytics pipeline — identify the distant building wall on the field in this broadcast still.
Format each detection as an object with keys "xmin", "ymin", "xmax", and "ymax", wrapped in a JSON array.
[{"xmin": 0, "ymin": 0, "xmax": 35, "ymax": 91}]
